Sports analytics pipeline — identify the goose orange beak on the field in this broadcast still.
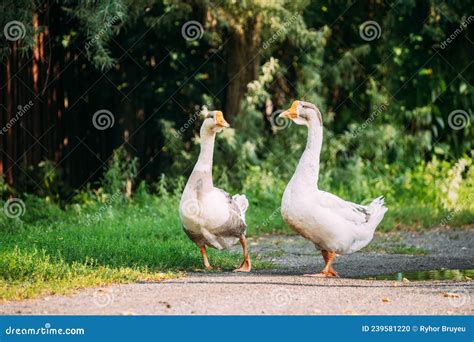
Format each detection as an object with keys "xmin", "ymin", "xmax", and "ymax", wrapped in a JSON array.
[
  {"xmin": 215, "ymin": 111, "xmax": 230, "ymax": 128},
  {"xmin": 279, "ymin": 101, "xmax": 299, "ymax": 120}
]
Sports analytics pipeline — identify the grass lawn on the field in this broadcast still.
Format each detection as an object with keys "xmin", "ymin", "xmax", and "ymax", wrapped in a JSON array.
[
  {"xmin": 0, "ymin": 192, "xmax": 472, "ymax": 301},
  {"xmin": 0, "ymin": 194, "xmax": 275, "ymax": 301}
]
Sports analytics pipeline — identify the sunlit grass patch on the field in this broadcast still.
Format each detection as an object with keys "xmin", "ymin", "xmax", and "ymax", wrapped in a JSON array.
[{"xmin": 0, "ymin": 196, "xmax": 272, "ymax": 301}]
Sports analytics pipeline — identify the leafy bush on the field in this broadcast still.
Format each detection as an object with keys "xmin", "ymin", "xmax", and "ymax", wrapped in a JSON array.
[{"xmin": 102, "ymin": 146, "xmax": 138, "ymax": 198}]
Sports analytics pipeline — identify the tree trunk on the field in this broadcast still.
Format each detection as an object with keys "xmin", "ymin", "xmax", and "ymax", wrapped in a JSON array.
[{"xmin": 225, "ymin": 15, "xmax": 262, "ymax": 118}]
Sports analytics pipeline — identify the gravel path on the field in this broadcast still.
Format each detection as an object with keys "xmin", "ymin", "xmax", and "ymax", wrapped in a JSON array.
[
  {"xmin": 1, "ymin": 227, "xmax": 473, "ymax": 315},
  {"xmin": 246, "ymin": 227, "xmax": 474, "ymax": 277}
]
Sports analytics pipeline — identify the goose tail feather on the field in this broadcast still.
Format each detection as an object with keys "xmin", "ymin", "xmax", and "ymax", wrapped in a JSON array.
[
  {"xmin": 232, "ymin": 194, "xmax": 249, "ymax": 225},
  {"xmin": 367, "ymin": 196, "xmax": 388, "ymax": 232}
]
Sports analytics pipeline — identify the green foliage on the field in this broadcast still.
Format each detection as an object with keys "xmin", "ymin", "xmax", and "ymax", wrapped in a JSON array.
[
  {"xmin": 65, "ymin": 0, "xmax": 129, "ymax": 70},
  {"xmin": 0, "ymin": 175, "xmax": 9, "ymax": 197},
  {"xmin": 11, "ymin": 160, "xmax": 67, "ymax": 200},
  {"xmin": 102, "ymin": 146, "xmax": 138, "ymax": 196},
  {"xmin": 0, "ymin": 0, "xmax": 37, "ymax": 59}
]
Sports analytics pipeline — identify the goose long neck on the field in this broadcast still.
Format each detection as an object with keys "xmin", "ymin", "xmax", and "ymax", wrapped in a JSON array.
[
  {"xmin": 294, "ymin": 122, "xmax": 323, "ymax": 188},
  {"xmin": 187, "ymin": 130, "xmax": 215, "ymax": 194},
  {"xmin": 196, "ymin": 130, "xmax": 215, "ymax": 172}
]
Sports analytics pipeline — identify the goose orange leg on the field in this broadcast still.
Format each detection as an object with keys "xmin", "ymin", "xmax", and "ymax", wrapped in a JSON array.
[
  {"xmin": 233, "ymin": 235, "xmax": 251, "ymax": 272},
  {"xmin": 200, "ymin": 246, "xmax": 212, "ymax": 270},
  {"xmin": 304, "ymin": 250, "xmax": 339, "ymax": 277}
]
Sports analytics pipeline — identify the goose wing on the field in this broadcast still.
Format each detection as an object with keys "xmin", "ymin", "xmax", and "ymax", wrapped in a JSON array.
[
  {"xmin": 318, "ymin": 190, "xmax": 369, "ymax": 225},
  {"xmin": 216, "ymin": 188, "xmax": 247, "ymax": 228}
]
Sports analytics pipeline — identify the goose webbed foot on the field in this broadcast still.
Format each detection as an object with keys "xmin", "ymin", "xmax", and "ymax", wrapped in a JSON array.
[
  {"xmin": 303, "ymin": 269, "xmax": 339, "ymax": 278},
  {"xmin": 233, "ymin": 235, "xmax": 252, "ymax": 273},
  {"xmin": 233, "ymin": 260, "xmax": 251, "ymax": 272},
  {"xmin": 304, "ymin": 250, "xmax": 339, "ymax": 278}
]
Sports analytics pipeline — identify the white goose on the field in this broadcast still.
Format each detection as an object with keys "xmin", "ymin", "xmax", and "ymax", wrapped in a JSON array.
[
  {"xmin": 179, "ymin": 110, "xmax": 251, "ymax": 272},
  {"xmin": 279, "ymin": 101, "xmax": 387, "ymax": 277}
]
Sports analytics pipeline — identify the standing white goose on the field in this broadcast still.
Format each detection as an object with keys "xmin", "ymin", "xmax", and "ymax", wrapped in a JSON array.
[
  {"xmin": 179, "ymin": 110, "xmax": 251, "ymax": 272},
  {"xmin": 279, "ymin": 100, "xmax": 387, "ymax": 277}
]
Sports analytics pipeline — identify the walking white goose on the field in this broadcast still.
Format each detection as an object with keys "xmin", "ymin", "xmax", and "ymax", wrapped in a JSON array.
[
  {"xmin": 279, "ymin": 100, "xmax": 387, "ymax": 277},
  {"xmin": 179, "ymin": 110, "xmax": 251, "ymax": 272}
]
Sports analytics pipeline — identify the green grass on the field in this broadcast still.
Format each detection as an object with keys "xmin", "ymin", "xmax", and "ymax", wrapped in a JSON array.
[
  {"xmin": 0, "ymin": 195, "xmax": 272, "ymax": 301},
  {"xmin": 249, "ymin": 200, "xmax": 474, "ymax": 235},
  {"xmin": 0, "ymin": 247, "xmax": 177, "ymax": 301},
  {"xmin": 0, "ymin": 190, "xmax": 472, "ymax": 301},
  {"xmin": 389, "ymin": 245, "xmax": 428, "ymax": 255},
  {"xmin": 377, "ymin": 206, "xmax": 474, "ymax": 232},
  {"xmin": 362, "ymin": 239, "xmax": 428, "ymax": 255}
]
